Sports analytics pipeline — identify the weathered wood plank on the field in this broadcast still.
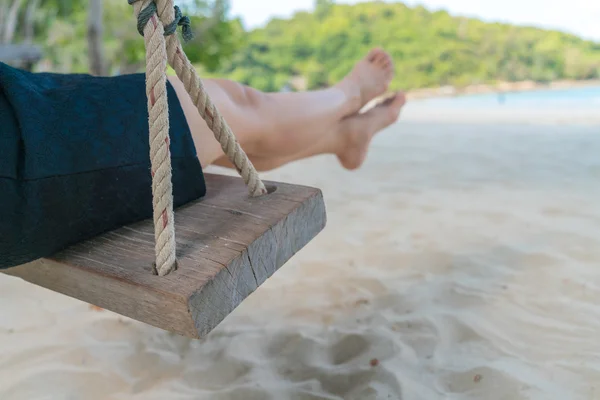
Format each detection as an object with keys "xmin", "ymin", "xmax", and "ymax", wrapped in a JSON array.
[{"xmin": 4, "ymin": 174, "xmax": 326, "ymax": 338}]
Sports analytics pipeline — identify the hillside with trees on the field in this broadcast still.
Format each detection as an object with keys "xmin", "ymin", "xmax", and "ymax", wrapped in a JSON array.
[
  {"xmin": 217, "ymin": 1, "xmax": 600, "ymax": 91},
  {"xmin": 2, "ymin": 0, "xmax": 600, "ymax": 92}
]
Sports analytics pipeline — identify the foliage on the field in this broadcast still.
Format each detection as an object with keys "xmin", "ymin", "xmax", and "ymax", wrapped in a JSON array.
[
  {"xmin": 8, "ymin": 0, "xmax": 243, "ymax": 74},
  {"xmin": 6, "ymin": 0, "xmax": 600, "ymax": 91},
  {"xmin": 215, "ymin": 1, "xmax": 600, "ymax": 91}
]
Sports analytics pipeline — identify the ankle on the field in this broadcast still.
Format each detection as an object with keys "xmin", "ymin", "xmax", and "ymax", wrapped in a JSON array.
[{"xmin": 335, "ymin": 79, "xmax": 362, "ymax": 116}]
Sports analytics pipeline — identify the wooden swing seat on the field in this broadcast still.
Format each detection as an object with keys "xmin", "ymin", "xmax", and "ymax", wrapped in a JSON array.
[{"xmin": 4, "ymin": 174, "xmax": 326, "ymax": 338}]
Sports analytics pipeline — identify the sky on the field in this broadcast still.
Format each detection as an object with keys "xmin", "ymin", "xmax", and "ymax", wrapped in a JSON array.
[{"xmin": 229, "ymin": 0, "xmax": 600, "ymax": 41}]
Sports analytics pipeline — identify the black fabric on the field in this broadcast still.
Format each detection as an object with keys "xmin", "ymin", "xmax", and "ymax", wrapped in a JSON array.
[{"xmin": 0, "ymin": 63, "xmax": 206, "ymax": 269}]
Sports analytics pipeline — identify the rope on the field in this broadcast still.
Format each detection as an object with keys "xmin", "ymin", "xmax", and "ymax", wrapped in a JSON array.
[
  {"xmin": 131, "ymin": 0, "xmax": 177, "ymax": 276},
  {"xmin": 131, "ymin": 0, "xmax": 267, "ymax": 197},
  {"xmin": 129, "ymin": 0, "xmax": 267, "ymax": 275}
]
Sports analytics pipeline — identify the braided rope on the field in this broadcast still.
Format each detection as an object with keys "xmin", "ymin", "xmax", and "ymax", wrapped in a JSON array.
[
  {"xmin": 133, "ymin": 0, "xmax": 267, "ymax": 197},
  {"xmin": 129, "ymin": 0, "xmax": 266, "ymax": 275},
  {"xmin": 131, "ymin": 0, "xmax": 177, "ymax": 276}
]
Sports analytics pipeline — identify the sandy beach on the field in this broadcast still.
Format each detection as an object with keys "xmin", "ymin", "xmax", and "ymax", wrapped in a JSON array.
[{"xmin": 1, "ymin": 96, "xmax": 600, "ymax": 399}]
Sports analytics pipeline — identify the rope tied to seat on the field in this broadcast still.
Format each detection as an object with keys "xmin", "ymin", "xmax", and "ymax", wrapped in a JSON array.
[{"xmin": 128, "ymin": 0, "xmax": 266, "ymax": 276}]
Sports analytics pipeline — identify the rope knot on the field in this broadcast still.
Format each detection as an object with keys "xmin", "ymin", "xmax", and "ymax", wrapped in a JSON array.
[
  {"xmin": 130, "ymin": 1, "xmax": 194, "ymax": 42},
  {"xmin": 167, "ymin": 6, "xmax": 194, "ymax": 42}
]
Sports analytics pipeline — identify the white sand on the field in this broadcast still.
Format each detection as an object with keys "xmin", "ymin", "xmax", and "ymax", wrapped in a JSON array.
[{"xmin": 2, "ymin": 104, "xmax": 600, "ymax": 400}]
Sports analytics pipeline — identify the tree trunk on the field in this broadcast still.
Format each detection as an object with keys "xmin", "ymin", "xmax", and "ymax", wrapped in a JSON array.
[
  {"xmin": 2, "ymin": 0, "xmax": 22, "ymax": 44},
  {"xmin": 24, "ymin": 0, "xmax": 39, "ymax": 44},
  {"xmin": 0, "ymin": 0, "xmax": 7, "ymax": 39},
  {"xmin": 87, "ymin": 0, "xmax": 106, "ymax": 76}
]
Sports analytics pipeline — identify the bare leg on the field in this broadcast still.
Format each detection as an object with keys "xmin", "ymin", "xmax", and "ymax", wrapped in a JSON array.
[
  {"xmin": 247, "ymin": 93, "xmax": 406, "ymax": 171},
  {"xmin": 169, "ymin": 76, "xmax": 349, "ymax": 166},
  {"xmin": 168, "ymin": 48, "xmax": 398, "ymax": 170}
]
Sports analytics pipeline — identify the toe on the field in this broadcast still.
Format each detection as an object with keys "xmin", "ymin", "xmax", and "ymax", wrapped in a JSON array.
[
  {"xmin": 378, "ymin": 53, "xmax": 389, "ymax": 65},
  {"xmin": 368, "ymin": 47, "xmax": 385, "ymax": 63},
  {"xmin": 387, "ymin": 92, "xmax": 406, "ymax": 121},
  {"xmin": 384, "ymin": 57, "xmax": 393, "ymax": 68},
  {"xmin": 382, "ymin": 56, "xmax": 394, "ymax": 72},
  {"xmin": 396, "ymin": 91, "xmax": 407, "ymax": 107},
  {"xmin": 375, "ymin": 92, "xmax": 405, "ymax": 123}
]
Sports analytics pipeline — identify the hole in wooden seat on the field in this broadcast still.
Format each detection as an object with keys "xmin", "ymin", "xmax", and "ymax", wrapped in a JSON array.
[{"xmin": 266, "ymin": 185, "xmax": 277, "ymax": 194}]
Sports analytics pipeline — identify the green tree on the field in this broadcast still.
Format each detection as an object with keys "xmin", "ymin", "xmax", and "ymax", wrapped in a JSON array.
[
  {"xmin": 315, "ymin": 0, "xmax": 334, "ymax": 20},
  {"xmin": 213, "ymin": 1, "xmax": 600, "ymax": 91},
  {"xmin": 11, "ymin": 0, "xmax": 243, "ymax": 75}
]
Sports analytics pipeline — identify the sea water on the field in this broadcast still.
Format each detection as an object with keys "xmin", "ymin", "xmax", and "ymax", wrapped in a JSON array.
[{"xmin": 415, "ymin": 85, "xmax": 600, "ymax": 110}]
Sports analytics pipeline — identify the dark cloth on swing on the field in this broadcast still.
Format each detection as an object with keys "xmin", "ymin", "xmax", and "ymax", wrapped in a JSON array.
[{"xmin": 0, "ymin": 62, "xmax": 206, "ymax": 270}]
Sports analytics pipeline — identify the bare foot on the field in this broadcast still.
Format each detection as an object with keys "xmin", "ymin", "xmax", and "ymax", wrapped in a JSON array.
[
  {"xmin": 336, "ymin": 48, "xmax": 395, "ymax": 115},
  {"xmin": 336, "ymin": 92, "xmax": 405, "ymax": 170}
]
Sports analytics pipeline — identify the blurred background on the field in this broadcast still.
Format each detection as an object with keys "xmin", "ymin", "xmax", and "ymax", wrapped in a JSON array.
[
  {"xmin": 2, "ymin": 2, "xmax": 600, "ymax": 399},
  {"xmin": 2, "ymin": 0, "xmax": 600, "ymax": 95}
]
